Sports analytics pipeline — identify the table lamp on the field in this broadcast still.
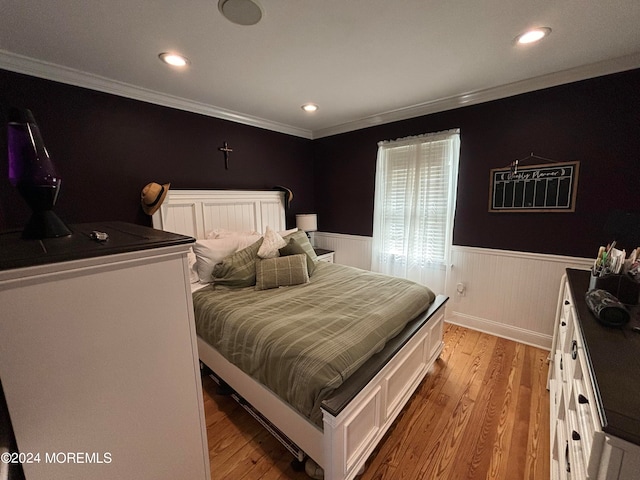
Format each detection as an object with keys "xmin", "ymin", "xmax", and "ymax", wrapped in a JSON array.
[{"xmin": 296, "ymin": 214, "xmax": 317, "ymax": 244}]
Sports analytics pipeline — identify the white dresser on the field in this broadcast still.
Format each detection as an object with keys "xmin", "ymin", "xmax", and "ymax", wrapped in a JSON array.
[
  {"xmin": 549, "ymin": 269, "xmax": 640, "ymax": 479},
  {"xmin": 0, "ymin": 222, "xmax": 210, "ymax": 480}
]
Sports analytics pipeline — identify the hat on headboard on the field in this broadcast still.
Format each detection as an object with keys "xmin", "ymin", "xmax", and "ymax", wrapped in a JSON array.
[
  {"xmin": 273, "ymin": 185, "xmax": 293, "ymax": 210},
  {"xmin": 141, "ymin": 182, "xmax": 170, "ymax": 215}
]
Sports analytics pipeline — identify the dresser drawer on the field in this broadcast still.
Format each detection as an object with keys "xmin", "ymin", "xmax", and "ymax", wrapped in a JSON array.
[
  {"xmin": 551, "ymin": 351, "xmax": 564, "ymax": 419},
  {"xmin": 573, "ymin": 356, "xmax": 600, "ymax": 449},
  {"xmin": 566, "ymin": 405, "xmax": 587, "ymax": 479},
  {"xmin": 558, "ymin": 285, "xmax": 573, "ymax": 351},
  {"xmin": 562, "ymin": 319, "xmax": 583, "ymax": 400},
  {"xmin": 568, "ymin": 317, "xmax": 606, "ymax": 479},
  {"xmin": 551, "ymin": 391, "xmax": 569, "ymax": 480}
]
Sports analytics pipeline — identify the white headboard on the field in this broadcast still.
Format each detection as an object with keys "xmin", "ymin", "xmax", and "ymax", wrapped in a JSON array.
[{"xmin": 152, "ymin": 190, "xmax": 286, "ymax": 239}]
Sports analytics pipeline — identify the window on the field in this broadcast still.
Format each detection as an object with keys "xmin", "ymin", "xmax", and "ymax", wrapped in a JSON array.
[{"xmin": 371, "ymin": 129, "xmax": 460, "ymax": 289}]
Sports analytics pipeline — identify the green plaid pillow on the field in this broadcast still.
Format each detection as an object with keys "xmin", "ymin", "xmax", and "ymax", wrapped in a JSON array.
[
  {"xmin": 282, "ymin": 229, "xmax": 318, "ymax": 262},
  {"xmin": 255, "ymin": 254, "xmax": 309, "ymax": 290},
  {"xmin": 279, "ymin": 238, "xmax": 317, "ymax": 275},
  {"xmin": 212, "ymin": 238, "xmax": 263, "ymax": 287}
]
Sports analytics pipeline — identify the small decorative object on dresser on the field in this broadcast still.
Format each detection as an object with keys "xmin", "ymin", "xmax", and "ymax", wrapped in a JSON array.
[
  {"xmin": 548, "ymin": 268, "xmax": 640, "ymax": 480},
  {"xmin": 314, "ymin": 247, "xmax": 335, "ymax": 263}
]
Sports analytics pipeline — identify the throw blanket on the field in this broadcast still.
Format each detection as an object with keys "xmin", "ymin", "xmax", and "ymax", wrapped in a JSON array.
[{"xmin": 192, "ymin": 262, "xmax": 435, "ymax": 426}]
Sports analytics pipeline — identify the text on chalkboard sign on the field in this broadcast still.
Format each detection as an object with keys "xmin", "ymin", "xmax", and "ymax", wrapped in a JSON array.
[{"xmin": 489, "ymin": 161, "xmax": 579, "ymax": 212}]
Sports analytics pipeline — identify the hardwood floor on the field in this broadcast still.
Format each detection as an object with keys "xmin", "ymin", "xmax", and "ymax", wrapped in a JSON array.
[{"xmin": 202, "ymin": 324, "xmax": 550, "ymax": 479}]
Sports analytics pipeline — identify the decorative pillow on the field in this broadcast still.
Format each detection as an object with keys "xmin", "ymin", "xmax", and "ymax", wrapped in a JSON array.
[
  {"xmin": 212, "ymin": 238, "xmax": 264, "ymax": 287},
  {"xmin": 278, "ymin": 227, "xmax": 298, "ymax": 237},
  {"xmin": 257, "ymin": 226, "xmax": 287, "ymax": 259},
  {"xmin": 192, "ymin": 234, "xmax": 261, "ymax": 283},
  {"xmin": 193, "ymin": 237, "xmax": 241, "ymax": 283},
  {"xmin": 187, "ymin": 247, "xmax": 199, "ymax": 284},
  {"xmin": 282, "ymin": 229, "xmax": 318, "ymax": 262},
  {"xmin": 255, "ymin": 254, "xmax": 310, "ymax": 290},
  {"xmin": 279, "ymin": 238, "xmax": 316, "ymax": 275}
]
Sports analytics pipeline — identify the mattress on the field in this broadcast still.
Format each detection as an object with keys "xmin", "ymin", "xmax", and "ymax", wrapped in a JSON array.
[{"xmin": 192, "ymin": 261, "xmax": 435, "ymax": 426}]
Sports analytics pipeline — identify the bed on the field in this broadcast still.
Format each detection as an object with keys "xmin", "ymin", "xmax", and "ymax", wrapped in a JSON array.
[{"xmin": 152, "ymin": 189, "xmax": 448, "ymax": 480}]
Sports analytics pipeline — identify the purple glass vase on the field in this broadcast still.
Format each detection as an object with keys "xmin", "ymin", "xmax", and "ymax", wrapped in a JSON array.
[{"xmin": 7, "ymin": 108, "xmax": 71, "ymax": 238}]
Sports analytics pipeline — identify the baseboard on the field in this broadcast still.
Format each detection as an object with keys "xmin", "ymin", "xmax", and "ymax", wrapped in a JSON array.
[{"xmin": 446, "ymin": 312, "xmax": 552, "ymax": 351}]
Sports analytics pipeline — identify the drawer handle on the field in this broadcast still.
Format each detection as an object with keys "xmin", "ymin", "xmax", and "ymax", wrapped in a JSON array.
[
  {"xmin": 559, "ymin": 356, "xmax": 563, "ymax": 370},
  {"xmin": 578, "ymin": 394, "xmax": 589, "ymax": 404},
  {"xmin": 572, "ymin": 430, "xmax": 581, "ymax": 441},
  {"xmin": 561, "ymin": 321, "xmax": 566, "ymax": 327},
  {"xmin": 571, "ymin": 340, "xmax": 578, "ymax": 360},
  {"xmin": 565, "ymin": 441, "xmax": 571, "ymax": 473},
  {"xmin": 564, "ymin": 300, "xmax": 570, "ymax": 305}
]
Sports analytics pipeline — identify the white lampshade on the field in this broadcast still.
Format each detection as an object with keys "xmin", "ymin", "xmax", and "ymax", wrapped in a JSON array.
[{"xmin": 296, "ymin": 214, "xmax": 317, "ymax": 232}]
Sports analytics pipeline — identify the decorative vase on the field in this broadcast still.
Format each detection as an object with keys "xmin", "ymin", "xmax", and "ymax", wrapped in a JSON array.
[{"xmin": 7, "ymin": 108, "xmax": 72, "ymax": 239}]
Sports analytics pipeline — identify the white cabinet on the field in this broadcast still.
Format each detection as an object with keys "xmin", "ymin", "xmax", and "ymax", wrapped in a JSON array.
[
  {"xmin": 315, "ymin": 248, "xmax": 335, "ymax": 263},
  {"xmin": 549, "ymin": 270, "xmax": 640, "ymax": 479},
  {"xmin": 0, "ymin": 223, "xmax": 210, "ymax": 480}
]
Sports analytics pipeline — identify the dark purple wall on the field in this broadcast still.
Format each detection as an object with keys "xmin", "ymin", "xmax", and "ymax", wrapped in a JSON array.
[
  {"xmin": 313, "ymin": 69, "xmax": 640, "ymax": 258},
  {"xmin": 2, "ymin": 68, "xmax": 638, "ymax": 258},
  {"xmin": 0, "ymin": 69, "xmax": 314, "ymax": 231}
]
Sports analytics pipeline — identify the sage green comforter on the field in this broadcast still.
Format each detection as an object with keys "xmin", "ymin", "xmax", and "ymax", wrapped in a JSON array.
[{"xmin": 192, "ymin": 262, "xmax": 435, "ymax": 426}]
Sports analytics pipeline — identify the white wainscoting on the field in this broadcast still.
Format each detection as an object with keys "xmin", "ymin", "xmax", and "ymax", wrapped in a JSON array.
[
  {"xmin": 446, "ymin": 246, "xmax": 592, "ymax": 350},
  {"xmin": 313, "ymin": 232, "xmax": 593, "ymax": 350},
  {"xmin": 313, "ymin": 232, "xmax": 373, "ymax": 271}
]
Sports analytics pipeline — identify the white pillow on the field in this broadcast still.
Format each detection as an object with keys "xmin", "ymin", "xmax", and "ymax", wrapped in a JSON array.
[
  {"xmin": 278, "ymin": 227, "xmax": 298, "ymax": 237},
  {"xmin": 258, "ymin": 226, "xmax": 287, "ymax": 259},
  {"xmin": 187, "ymin": 247, "xmax": 199, "ymax": 284},
  {"xmin": 192, "ymin": 234, "xmax": 261, "ymax": 282}
]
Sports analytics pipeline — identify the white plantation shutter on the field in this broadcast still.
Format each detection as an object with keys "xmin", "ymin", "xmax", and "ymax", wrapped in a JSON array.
[{"xmin": 371, "ymin": 129, "xmax": 460, "ymax": 290}]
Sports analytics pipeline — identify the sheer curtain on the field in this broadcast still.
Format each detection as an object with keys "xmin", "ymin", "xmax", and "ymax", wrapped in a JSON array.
[{"xmin": 371, "ymin": 129, "xmax": 460, "ymax": 293}]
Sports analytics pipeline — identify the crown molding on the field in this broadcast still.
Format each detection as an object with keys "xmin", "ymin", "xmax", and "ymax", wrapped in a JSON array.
[
  {"xmin": 0, "ymin": 49, "xmax": 313, "ymax": 139},
  {"xmin": 311, "ymin": 53, "xmax": 640, "ymax": 139},
  {"xmin": 2, "ymin": 49, "xmax": 639, "ymax": 141}
]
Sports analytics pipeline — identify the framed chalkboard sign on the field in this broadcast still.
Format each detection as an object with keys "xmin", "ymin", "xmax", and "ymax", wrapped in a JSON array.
[{"xmin": 489, "ymin": 161, "xmax": 579, "ymax": 213}]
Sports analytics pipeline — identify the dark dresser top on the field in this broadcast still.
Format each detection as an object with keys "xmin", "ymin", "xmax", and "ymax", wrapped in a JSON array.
[
  {"xmin": 566, "ymin": 268, "xmax": 640, "ymax": 445},
  {"xmin": 0, "ymin": 221, "xmax": 194, "ymax": 271}
]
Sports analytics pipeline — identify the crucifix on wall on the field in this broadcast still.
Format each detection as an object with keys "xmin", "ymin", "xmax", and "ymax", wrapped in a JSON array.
[{"xmin": 218, "ymin": 141, "xmax": 233, "ymax": 170}]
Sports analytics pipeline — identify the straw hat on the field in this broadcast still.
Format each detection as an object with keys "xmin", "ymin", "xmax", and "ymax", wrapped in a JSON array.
[{"xmin": 141, "ymin": 182, "xmax": 170, "ymax": 215}]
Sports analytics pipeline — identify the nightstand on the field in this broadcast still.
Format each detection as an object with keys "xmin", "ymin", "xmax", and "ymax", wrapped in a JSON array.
[{"xmin": 314, "ymin": 248, "xmax": 335, "ymax": 263}]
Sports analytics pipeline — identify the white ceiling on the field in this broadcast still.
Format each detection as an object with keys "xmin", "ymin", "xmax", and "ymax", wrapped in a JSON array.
[{"xmin": 1, "ymin": 1, "xmax": 639, "ymax": 139}]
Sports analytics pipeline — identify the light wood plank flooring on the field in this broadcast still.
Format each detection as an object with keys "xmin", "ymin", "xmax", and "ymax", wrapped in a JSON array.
[{"xmin": 202, "ymin": 324, "xmax": 550, "ymax": 479}]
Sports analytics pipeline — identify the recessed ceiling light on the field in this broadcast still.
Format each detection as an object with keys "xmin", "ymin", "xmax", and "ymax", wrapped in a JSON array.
[
  {"xmin": 515, "ymin": 27, "xmax": 552, "ymax": 45},
  {"xmin": 219, "ymin": 0, "xmax": 263, "ymax": 26},
  {"xmin": 301, "ymin": 103, "xmax": 319, "ymax": 113},
  {"xmin": 159, "ymin": 52, "xmax": 190, "ymax": 67}
]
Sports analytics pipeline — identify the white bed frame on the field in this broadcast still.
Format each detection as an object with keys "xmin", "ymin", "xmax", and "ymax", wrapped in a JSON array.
[{"xmin": 153, "ymin": 189, "xmax": 447, "ymax": 480}]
